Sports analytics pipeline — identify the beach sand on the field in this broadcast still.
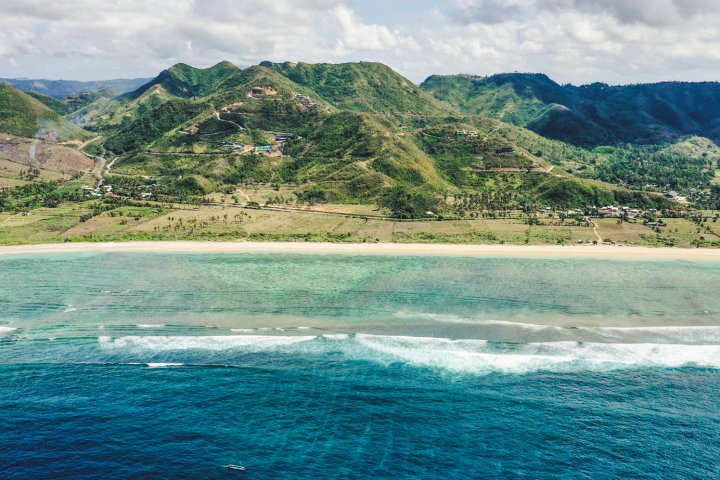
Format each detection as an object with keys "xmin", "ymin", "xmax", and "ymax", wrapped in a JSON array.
[{"xmin": 1, "ymin": 241, "xmax": 720, "ymax": 259}]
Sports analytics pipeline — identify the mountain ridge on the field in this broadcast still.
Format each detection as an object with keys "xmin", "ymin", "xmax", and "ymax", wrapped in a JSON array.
[
  {"xmin": 0, "ymin": 77, "xmax": 152, "ymax": 99},
  {"xmin": 421, "ymin": 72, "xmax": 720, "ymax": 146},
  {"xmin": 3, "ymin": 60, "xmax": 719, "ymax": 220}
]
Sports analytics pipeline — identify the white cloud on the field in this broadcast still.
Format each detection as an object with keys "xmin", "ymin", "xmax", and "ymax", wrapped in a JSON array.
[
  {"xmin": 0, "ymin": 0, "xmax": 718, "ymax": 85},
  {"xmin": 334, "ymin": 6, "xmax": 419, "ymax": 52}
]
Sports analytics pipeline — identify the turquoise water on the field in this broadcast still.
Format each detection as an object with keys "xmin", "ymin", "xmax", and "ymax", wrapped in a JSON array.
[{"xmin": 1, "ymin": 253, "xmax": 720, "ymax": 478}]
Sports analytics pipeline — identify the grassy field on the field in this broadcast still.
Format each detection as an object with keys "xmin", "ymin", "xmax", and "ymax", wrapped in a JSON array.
[
  {"xmin": 593, "ymin": 218, "xmax": 655, "ymax": 244},
  {"xmin": 1, "ymin": 194, "xmax": 720, "ymax": 247},
  {"xmin": 0, "ymin": 203, "xmax": 96, "ymax": 244},
  {"xmin": 0, "ymin": 201, "xmax": 687, "ymax": 246}
]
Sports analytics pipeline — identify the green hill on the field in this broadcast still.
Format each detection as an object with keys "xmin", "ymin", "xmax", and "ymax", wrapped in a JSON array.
[
  {"xmin": 286, "ymin": 111, "xmax": 449, "ymax": 197},
  {"xmin": 85, "ymin": 61, "xmax": 703, "ymax": 212},
  {"xmin": 268, "ymin": 61, "xmax": 454, "ymax": 118},
  {"xmin": 25, "ymin": 91, "xmax": 71, "ymax": 115},
  {"xmin": 0, "ymin": 83, "xmax": 89, "ymax": 140},
  {"xmin": 126, "ymin": 61, "xmax": 241, "ymax": 100},
  {"xmin": 72, "ymin": 62, "xmax": 242, "ymax": 132},
  {"xmin": 421, "ymin": 73, "xmax": 720, "ymax": 146},
  {"xmin": 105, "ymin": 100, "xmax": 213, "ymax": 153}
]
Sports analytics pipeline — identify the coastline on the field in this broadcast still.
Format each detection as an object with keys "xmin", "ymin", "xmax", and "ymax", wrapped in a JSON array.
[{"xmin": 1, "ymin": 240, "xmax": 720, "ymax": 259}]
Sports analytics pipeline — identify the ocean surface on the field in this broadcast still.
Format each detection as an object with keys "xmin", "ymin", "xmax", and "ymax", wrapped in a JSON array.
[{"xmin": 1, "ymin": 252, "xmax": 720, "ymax": 479}]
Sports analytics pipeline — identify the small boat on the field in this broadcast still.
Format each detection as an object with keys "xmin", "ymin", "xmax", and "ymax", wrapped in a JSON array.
[{"xmin": 225, "ymin": 464, "xmax": 246, "ymax": 472}]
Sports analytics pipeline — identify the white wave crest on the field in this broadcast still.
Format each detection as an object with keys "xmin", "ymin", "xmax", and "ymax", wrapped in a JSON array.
[
  {"xmin": 356, "ymin": 334, "xmax": 720, "ymax": 374},
  {"xmin": 99, "ymin": 335, "xmax": 316, "ymax": 352},
  {"xmin": 136, "ymin": 324, "xmax": 166, "ymax": 329},
  {"xmin": 147, "ymin": 363, "xmax": 184, "ymax": 368},
  {"xmin": 355, "ymin": 334, "xmax": 572, "ymax": 374},
  {"xmin": 96, "ymin": 332, "xmax": 720, "ymax": 375},
  {"xmin": 0, "ymin": 326, "xmax": 17, "ymax": 335}
]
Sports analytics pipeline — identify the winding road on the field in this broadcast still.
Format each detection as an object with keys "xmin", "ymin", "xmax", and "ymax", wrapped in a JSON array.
[
  {"xmin": 78, "ymin": 136, "xmax": 101, "ymax": 151},
  {"xmin": 213, "ymin": 111, "xmax": 244, "ymax": 131}
]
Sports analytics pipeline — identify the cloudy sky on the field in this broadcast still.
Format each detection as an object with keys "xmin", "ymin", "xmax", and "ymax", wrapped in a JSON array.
[{"xmin": 1, "ymin": 0, "xmax": 719, "ymax": 85}]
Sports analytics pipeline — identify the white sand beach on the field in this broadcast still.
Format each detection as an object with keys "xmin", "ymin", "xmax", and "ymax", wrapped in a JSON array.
[{"xmin": 1, "ymin": 241, "xmax": 720, "ymax": 259}]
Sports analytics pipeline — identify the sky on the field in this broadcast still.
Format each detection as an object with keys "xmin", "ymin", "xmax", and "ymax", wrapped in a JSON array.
[{"xmin": 1, "ymin": 0, "xmax": 719, "ymax": 85}]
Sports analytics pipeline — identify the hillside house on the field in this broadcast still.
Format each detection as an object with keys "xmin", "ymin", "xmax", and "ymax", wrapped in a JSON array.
[
  {"xmin": 456, "ymin": 130, "xmax": 479, "ymax": 137},
  {"xmin": 495, "ymin": 147, "xmax": 515, "ymax": 154},
  {"xmin": 222, "ymin": 143, "xmax": 245, "ymax": 150},
  {"xmin": 250, "ymin": 86, "xmax": 278, "ymax": 98}
]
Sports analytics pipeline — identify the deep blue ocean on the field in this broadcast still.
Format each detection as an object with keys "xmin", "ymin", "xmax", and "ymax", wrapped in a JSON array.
[{"xmin": 1, "ymin": 252, "xmax": 719, "ymax": 479}]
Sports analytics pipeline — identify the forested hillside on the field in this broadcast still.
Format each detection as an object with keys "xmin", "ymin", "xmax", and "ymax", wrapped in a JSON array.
[
  {"xmin": 422, "ymin": 73, "xmax": 720, "ymax": 146},
  {"xmin": 1, "ymin": 60, "xmax": 718, "ymax": 233}
]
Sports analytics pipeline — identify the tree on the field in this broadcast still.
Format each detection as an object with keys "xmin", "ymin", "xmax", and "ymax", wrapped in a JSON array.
[{"xmin": 380, "ymin": 185, "xmax": 440, "ymax": 219}]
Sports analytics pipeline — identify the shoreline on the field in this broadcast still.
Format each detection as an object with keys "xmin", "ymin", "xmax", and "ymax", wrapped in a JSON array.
[{"xmin": 1, "ymin": 241, "xmax": 720, "ymax": 259}]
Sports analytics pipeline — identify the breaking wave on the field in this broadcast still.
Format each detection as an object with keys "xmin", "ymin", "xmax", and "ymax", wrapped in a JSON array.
[
  {"xmin": 99, "ymin": 335, "xmax": 316, "ymax": 352},
  {"xmin": 146, "ymin": 363, "xmax": 184, "ymax": 369},
  {"xmin": 96, "ymin": 333, "xmax": 720, "ymax": 375}
]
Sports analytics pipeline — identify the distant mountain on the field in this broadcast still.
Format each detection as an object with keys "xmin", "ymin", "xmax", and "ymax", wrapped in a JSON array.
[
  {"xmin": 421, "ymin": 73, "xmax": 720, "ymax": 146},
  {"xmin": 0, "ymin": 77, "xmax": 152, "ymax": 99},
  {"xmin": 0, "ymin": 83, "xmax": 89, "ymax": 140}
]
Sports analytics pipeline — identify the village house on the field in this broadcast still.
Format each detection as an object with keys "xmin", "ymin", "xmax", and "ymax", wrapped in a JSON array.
[
  {"xmin": 456, "ymin": 130, "xmax": 479, "ymax": 137},
  {"xmin": 254, "ymin": 146, "xmax": 272, "ymax": 154},
  {"xmin": 249, "ymin": 85, "xmax": 278, "ymax": 98},
  {"xmin": 222, "ymin": 143, "xmax": 245, "ymax": 150}
]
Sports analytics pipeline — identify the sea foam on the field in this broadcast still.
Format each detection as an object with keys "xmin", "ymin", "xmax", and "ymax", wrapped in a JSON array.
[
  {"xmin": 99, "ymin": 335, "xmax": 316, "ymax": 352},
  {"xmin": 146, "ymin": 363, "xmax": 184, "ymax": 368},
  {"xmin": 355, "ymin": 335, "xmax": 720, "ymax": 374},
  {"xmin": 0, "ymin": 326, "xmax": 17, "ymax": 335},
  {"xmin": 97, "ymin": 333, "xmax": 720, "ymax": 375}
]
